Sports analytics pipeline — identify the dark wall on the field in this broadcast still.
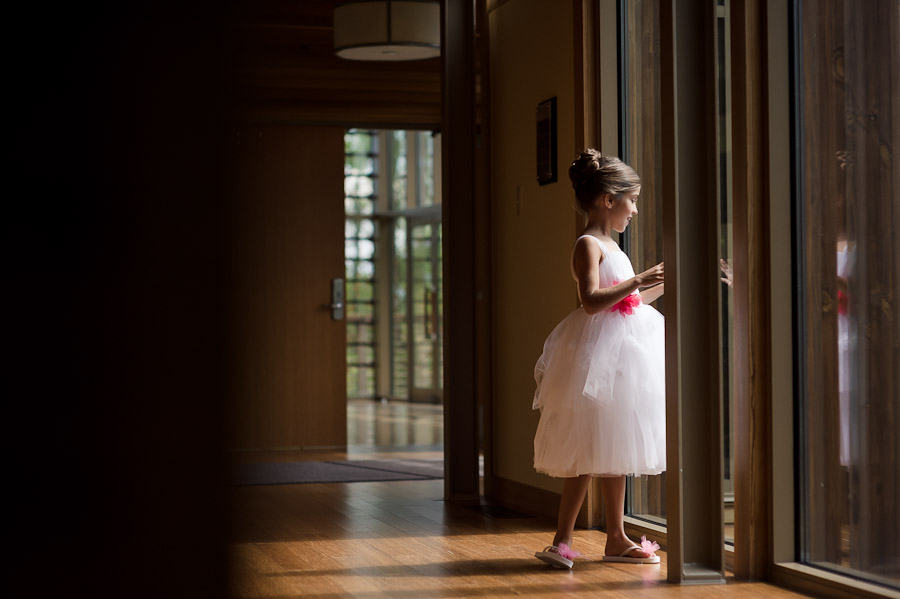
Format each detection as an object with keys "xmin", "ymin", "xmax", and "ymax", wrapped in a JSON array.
[{"xmin": 8, "ymin": 3, "xmax": 232, "ymax": 597}]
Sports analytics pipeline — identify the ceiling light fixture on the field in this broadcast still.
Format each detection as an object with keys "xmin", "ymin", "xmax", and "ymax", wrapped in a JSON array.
[{"xmin": 333, "ymin": 0, "xmax": 441, "ymax": 61}]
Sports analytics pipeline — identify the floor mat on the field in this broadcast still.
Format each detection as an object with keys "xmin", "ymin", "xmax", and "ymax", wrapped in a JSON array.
[{"xmin": 232, "ymin": 459, "xmax": 444, "ymax": 485}]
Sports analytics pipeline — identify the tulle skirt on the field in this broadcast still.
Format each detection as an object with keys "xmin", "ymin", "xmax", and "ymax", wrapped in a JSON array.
[{"xmin": 533, "ymin": 304, "xmax": 666, "ymax": 478}]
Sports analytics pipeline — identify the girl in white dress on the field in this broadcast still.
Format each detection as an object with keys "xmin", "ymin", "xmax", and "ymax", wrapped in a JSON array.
[{"xmin": 533, "ymin": 150, "xmax": 666, "ymax": 569}]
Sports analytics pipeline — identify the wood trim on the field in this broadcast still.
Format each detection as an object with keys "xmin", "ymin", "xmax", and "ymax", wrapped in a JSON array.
[
  {"xmin": 764, "ymin": 0, "xmax": 795, "ymax": 567},
  {"xmin": 598, "ymin": 0, "xmax": 620, "ymax": 155},
  {"xmin": 769, "ymin": 564, "xmax": 900, "ymax": 599},
  {"xmin": 475, "ymin": 0, "xmax": 495, "ymax": 499},
  {"xmin": 658, "ymin": 0, "xmax": 681, "ymax": 574},
  {"xmin": 730, "ymin": 0, "xmax": 772, "ymax": 580},
  {"xmin": 442, "ymin": 0, "xmax": 480, "ymax": 501},
  {"xmin": 573, "ymin": 0, "xmax": 601, "ymax": 152},
  {"xmin": 660, "ymin": 0, "xmax": 726, "ymax": 584},
  {"xmin": 573, "ymin": 0, "xmax": 604, "ymax": 529}
]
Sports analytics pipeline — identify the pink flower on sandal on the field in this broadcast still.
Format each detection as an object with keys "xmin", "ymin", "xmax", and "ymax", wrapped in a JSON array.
[
  {"xmin": 640, "ymin": 535, "xmax": 660, "ymax": 556},
  {"xmin": 556, "ymin": 542, "xmax": 581, "ymax": 560}
]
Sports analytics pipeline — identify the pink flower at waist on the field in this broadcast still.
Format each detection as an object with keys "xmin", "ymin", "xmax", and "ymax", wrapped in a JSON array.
[
  {"xmin": 610, "ymin": 294, "xmax": 641, "ymax": 315},
  {"xmin": 608, "ymin": 281, "xmax": 642, "ymax": 315}
]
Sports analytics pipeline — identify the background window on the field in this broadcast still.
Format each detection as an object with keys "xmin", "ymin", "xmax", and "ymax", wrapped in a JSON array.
[
  {"xmin": 343, "ymin": 129, "xmax": 443, "ymax": 403},
  {"xmin": 795, "ymin": 0, "xmax": 900, "ymax": 587}
]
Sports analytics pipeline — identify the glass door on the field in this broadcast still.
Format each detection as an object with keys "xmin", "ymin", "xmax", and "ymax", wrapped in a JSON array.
[
  {"xmin": 408, "ymin": 216, "xmax": 443, "ymax": 404},
  {"xmin": 620, "ymin": 0, "xmax": 667, "ymax": 526}
]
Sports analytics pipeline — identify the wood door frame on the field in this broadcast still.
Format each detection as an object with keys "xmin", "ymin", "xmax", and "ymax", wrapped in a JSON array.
[{"xmin": 441, "ymin": 0, "xmax": 482, "ymax": 501}]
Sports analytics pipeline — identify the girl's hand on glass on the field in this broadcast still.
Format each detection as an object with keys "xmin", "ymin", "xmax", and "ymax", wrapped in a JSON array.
[{"xmin": 720, "ymin": 258, "xmax": 733, "ymax": 287}]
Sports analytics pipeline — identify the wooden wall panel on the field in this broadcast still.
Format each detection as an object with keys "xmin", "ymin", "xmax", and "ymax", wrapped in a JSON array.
[
  {"xmin": 230, "ymin": 125, "xmax": 347, "ymax": 450},
  {"xmin": 730, "ymin": 0, "xmax": 771, "ymax": 580}
]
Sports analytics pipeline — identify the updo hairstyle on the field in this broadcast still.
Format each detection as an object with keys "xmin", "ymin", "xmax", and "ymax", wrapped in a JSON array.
[{"xmin": 568, "ymin": 149, "xmax": 641, "ymax": 215}]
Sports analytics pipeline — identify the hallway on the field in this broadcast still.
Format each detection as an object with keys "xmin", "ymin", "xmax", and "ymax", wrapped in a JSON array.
[{"xmin": 228, "ymin": 477, "xmax": 808, "ymax": 598}]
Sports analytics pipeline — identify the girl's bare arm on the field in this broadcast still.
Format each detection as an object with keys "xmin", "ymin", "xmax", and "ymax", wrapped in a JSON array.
[
  {"xmin": 640, "ymin": 282, "xmax": 665, "ymax": 305},
  {"xmin": 573, "ymin": 238, "xmax": 665, "ymax": 314}
]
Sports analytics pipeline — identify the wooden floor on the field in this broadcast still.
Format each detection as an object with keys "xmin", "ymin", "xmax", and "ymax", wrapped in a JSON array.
[{"xmin": 229, "ymin": 475, "xmax": 809, "ymax": 598}]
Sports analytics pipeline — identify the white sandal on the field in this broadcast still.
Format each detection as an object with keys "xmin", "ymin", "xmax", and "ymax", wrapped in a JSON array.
[
  {"xmin": 534, "ymin": 545, "xmax": 575, "ymax": 569},
  {"xmin": 602, "ymin": 544, "xmax": 660, "ymax": 564}
]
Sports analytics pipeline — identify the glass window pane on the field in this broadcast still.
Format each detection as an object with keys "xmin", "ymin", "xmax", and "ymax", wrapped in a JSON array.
[
  {"xmin": 356, "ymin": 261, "xmax": 374, "ymax": 279},
  {"xmin": 347, "ymin": 302, "xmax": 373, "ymax": 320},
  {"xmin": 349, "ymin": 344, "xmax": 374, "ymax": 365},
  {"xmin": 392, "ymin": 131, "xmax": 408, "ymax": 210},
  {"xmin": 797, "ymin": 1, "xmax": 900, "ymax": 586},
  {"xmin": 357, "ymin": 239, "xmax": 375, "ymax": 260},
  {"xmin": 419, "ymin": 131, "xmax": 435, "ymax": 207},
  {"xmin": 343, "ymin": 128, "xmax": 442, "ymax": 404},
  {"xmin": 392, "ymin": 216, "xmax": 408, "ymax": 398},
  {"xmin": 344, "ymin": 154, "xmax": 375, "ymax": 176},
  {"xmin": 358, "ymin": 218, "xmax": 375, "ymax": 239},
  {"xmin": 344, "ymin": 197, "xmax": 374, "ymax": 216},
  {"xmin": 348, "ymin": 281, "xmax": 374, "ymax": 302},
  {"xmin": 716, "ymin": 0, "xmax": 735, "ymax": 547},
  {"xmin": 345, "ymin": 129, "xmax": 375, "ymax": 155},
  {"xmin": 622, "ymin": 0, "xmax": 666, "ymax": 525},
  {"xmin": 345, "ymin": 131, "xmax": 378, "ymax": 400},
  {"xmin": 345, "ymin": 176, "xmax": 375, "ymax": 199},
  {"xmin": 412, "ymin": 239, "xmax": 431, "ymax": 260}
]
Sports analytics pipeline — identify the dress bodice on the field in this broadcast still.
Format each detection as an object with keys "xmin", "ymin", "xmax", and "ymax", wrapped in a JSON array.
[
  {"xmin": 571, "ymin": 235, "xmax": 638, "ymax": 301},
  {"xmin": 596, "ymin": 249, "xmax": 636, "ymax": 287}
]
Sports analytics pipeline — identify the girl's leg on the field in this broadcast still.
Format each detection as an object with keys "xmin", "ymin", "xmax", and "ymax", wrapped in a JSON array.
[
  {"xmin": 552, "ymin": 474, "xmax": 591, "ymax": 547},
  {"xmin": 600, "ymin": 475, "xmax": 653, "ymax": 557}
]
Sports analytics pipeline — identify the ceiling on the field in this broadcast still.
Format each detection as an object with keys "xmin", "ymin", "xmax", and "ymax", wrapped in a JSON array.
[{"xmin": 231, "ymin": 0, "xmax": 442, "ymax": 127}]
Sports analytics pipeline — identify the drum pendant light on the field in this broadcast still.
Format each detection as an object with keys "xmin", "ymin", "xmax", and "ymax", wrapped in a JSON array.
[{"xmin": 333, "ymin": 1, "xmax": 441, "ymax": 61}]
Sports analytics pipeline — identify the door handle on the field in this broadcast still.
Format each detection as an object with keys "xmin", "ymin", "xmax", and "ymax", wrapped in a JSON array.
[{"xmin": 329, "ymin": 278, "xmax": 344, "ymax": 320}]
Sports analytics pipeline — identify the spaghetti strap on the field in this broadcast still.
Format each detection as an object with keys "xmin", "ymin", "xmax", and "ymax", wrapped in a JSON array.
[
  {"xmin": 571, "ymin": 235, "xmax": 604, "ymax": 280},
  {"xmin": 574, "ymin": 234, "xmax": 603, "ymax": 245}
]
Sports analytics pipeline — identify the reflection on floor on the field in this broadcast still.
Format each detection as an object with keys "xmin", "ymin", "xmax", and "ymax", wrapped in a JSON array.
[
  {"xmin": 228, "ymin": 400, "xmax": 810, "ymax": 597},
  {"xmin": 347, "ymin": 398, "xmax": 443, "ymax": 450},
  {"xmin": 228, "ymin": 478, "xmax": 808, "ymax": 599},
  {"xmin": 231, "ymin": 399, "xmax": 444, "ymax": 468}
]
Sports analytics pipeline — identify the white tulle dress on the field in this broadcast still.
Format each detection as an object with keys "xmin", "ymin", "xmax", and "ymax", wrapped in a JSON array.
[{"xmin": 533, "ymin": 235, "xmax": 666, "ymax": 478}]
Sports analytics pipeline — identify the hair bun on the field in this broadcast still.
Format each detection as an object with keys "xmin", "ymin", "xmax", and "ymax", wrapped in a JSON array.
[
  {"xmin": 569, "ymin": 149, "xmax": 602, "ymax": 190},
  {"xmin": 567, "ymin": 148, "xmax": 641, "ymax": 215}
]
